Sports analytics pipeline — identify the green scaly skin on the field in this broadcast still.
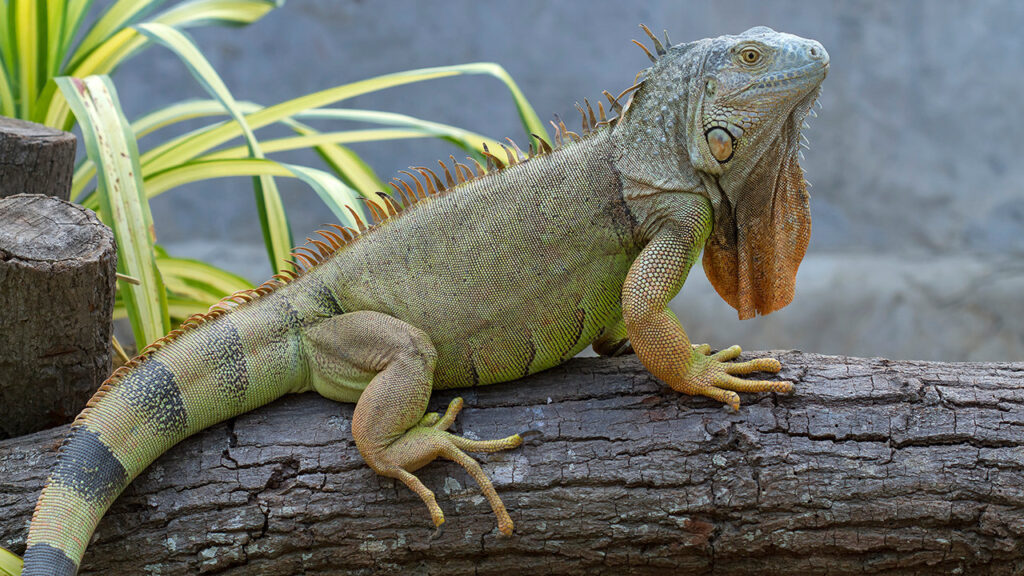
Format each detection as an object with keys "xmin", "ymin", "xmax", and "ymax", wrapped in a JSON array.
[{"xmin": 18, "ymin": 26, "xmax": 827, "ymax": 574}]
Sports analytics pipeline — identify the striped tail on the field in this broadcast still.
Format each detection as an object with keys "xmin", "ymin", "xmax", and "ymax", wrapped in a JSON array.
[{"xmin": 21, "ymin": 286, "xmax": 313, "ymax": 575}]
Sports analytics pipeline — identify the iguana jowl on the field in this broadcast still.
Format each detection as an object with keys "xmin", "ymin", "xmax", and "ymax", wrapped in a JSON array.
[{"xmin": 19, "ymin": 26, "xmax": 827, "ymax": 575}]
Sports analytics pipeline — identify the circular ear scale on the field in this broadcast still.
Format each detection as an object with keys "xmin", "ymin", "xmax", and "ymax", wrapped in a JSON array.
[{"xmin": 706, "ymin": 127, "xmax": 734, "ymax": 162}]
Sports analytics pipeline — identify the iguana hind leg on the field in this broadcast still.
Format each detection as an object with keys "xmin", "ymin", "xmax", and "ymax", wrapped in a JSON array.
[{"xmin": 306, "ymin": 311, "xmax": 522, "ymax": 535}]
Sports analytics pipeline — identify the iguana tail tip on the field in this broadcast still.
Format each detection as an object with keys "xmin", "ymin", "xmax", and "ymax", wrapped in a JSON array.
[{"xmin": 517, "ymin": 429, "xmax": 544, "ymax": 442}]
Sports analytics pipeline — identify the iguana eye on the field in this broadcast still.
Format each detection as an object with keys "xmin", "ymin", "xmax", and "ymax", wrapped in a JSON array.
[{"xmin": 740, "ymin": 48, "xmax": 761, "ymax": 64}]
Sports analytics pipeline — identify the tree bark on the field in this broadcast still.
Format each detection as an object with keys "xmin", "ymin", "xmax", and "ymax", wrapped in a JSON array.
[
  {"xmin": 1, "ymin": 352, "xmax": 1022, "ymax": 575},
  {"xmin": 0, "ymin": 194, "xmax": 117, "ymax": 438},
  {"xmin": 0, "ymin": 116, "xmax": 76, "ymax": 200}
]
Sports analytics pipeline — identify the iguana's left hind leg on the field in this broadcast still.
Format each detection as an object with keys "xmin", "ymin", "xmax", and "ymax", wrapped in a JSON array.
[{"xmin": 306, "ymin": 311, "xmax": 523, "ymax": 535}]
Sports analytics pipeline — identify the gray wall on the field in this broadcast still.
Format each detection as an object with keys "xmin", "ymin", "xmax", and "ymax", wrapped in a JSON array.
[{"xmin": 107, "ymin": 0, "xmax": 1024, "ymax": 361}]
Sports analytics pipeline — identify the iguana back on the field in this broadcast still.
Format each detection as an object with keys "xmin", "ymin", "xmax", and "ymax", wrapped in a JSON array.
[{"xmin": 322, "ymin": 129, "xmax": 637, "ymax": 392}]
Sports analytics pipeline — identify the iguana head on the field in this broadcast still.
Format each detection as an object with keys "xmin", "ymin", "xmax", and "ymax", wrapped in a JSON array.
[{"xmin": 614, "ymin": 26, "xmax": 829, "ymax": 319}]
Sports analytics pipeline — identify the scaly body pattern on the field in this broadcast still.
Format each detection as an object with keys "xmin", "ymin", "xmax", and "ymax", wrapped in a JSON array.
[{"xmin": 17, "ymin": 26, "xmax": 828, "ymax": 575}]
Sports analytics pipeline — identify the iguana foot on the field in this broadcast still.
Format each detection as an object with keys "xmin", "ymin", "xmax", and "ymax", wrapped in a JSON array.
[
  {"xmin": 679, "ymin": 345, "xmax": 793, "ymax": 410},
  {"xmin": 370, "ymin": 397, "xmax": 522, "ymax": 535}
]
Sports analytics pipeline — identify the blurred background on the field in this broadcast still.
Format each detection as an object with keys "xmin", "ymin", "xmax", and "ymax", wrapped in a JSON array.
[{"xmin": 106, "ymin": 0, "xmax": 1024, "ymax": 361}]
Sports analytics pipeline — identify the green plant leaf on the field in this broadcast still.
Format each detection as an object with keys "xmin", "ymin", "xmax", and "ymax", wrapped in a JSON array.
[
  {"xmin": 0, "ymin": 546, "xmax": 22, "ymax": 576},
  {"xmin": 133, "ymin": 98, "xmax": 230, "ymax": 137},
  {"xmin": 144, "ymin": 157, "xmax": 361, "ymax": 228},
  {"xmin": 72, "ymin": 102, "xmax": 511, "ymax": 207},
  {"xmin": 115, "ymin": 250, "xmax": 254, "ymax": 322},
  {"xmin": 468, "ymin": 62, "xmax": 548, "ymax": 150},
  {"xmin": 67, "ymin": 0, "xmax": 164, "ymax": 70},
  {"xmin": 166, "ymin": 297, "xmax": 217, "ymax": 321},
  {"xmin": 0, "ymin": 60, "xmax": 14, "ymax": 117},
  {"xmin": 58, "ymin": 0, "xmax": 93, "ymax": 63},
  {"xmin": 307, "ymin": 140, "xmax": 387, "ymax": 198},
  {"xmin": 285, "ymin": 122, "xmax": 387, "ymax": 196},
  {"xmin": 42, "ymin": 0, "xmax": 279, "ymax": 129},
  {"xmin": 200, "ymin": 128, "xmax": 425, "ymax": 159},
  {"xmin": 158, "ymin": 254, "xmax": 253, "ymax": 301},
  {"xmin": 136, "ymin": 21, "xmax": 293, "ymax": 273},
  {"xmin": 12, "ymin": 0, "xmax": 41, "ymax": 118},
  {"xmin": 44, "ymin": 0, "xmax": 64, "ymax": 81},
  {"xmin": 141, "ymin": 62, "xmax": 547, "ymax": 175},
  {"xmin": 294, "ymin": 108, "xmax": 503, "ymax": 157},
  {"xmin": 0, "ymin": 0, "xmax": 13, "ymax": 73},
  {"xmin": 58, "ymin": 74, "xmax": 169, "ymax": 350},
  {"xmin": 279, "ymin": 161, "xmax": 362, "ymax": 225}
]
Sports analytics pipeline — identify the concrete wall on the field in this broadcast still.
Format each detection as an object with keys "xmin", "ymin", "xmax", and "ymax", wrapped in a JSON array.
[{"xmin": 106, "ymin": 0, "xmax": 1024, "ymax": 361}]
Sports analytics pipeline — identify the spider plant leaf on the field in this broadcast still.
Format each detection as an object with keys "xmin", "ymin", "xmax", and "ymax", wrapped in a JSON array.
[
  {"xmin": 67, "ymin": 0, "xmax": 165, "ymax": 70},
  {"xmin": 158, "ymin": 253, "xmax": 253, "ymax": 303},
  {"xmin": 140, "ymin": 62, "xmax": 547, "ymax": 175},
  {"xmin": 57, "ymin": 74, "xmax": 170, "ymax": 349},
  {"xmin": 0, "ymin": 546, "xmax": 21, "ymax": 576},
  {"xmin": 44, "ymin": 0, "xmax": 278, "ymax": 129},
  {"xmin": 12, "ymin": 0, "xmax": 41, "ymax": 118},
  {"xmin": 136, "ymin": 21, "xmax": 291, "ymax": 270},
  {"xmin": 144, "ymin": 157, "xmax": 360, "ymax": 228}
]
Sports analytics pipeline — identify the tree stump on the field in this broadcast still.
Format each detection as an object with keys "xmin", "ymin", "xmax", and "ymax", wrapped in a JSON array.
[
  {"xmin": 0, "ymin": 194, "xmax": 117, "ymax": 438},
  {"xmin": 1, "ymin": 352, "xmax": 1021, "ymax": 575},
  {"xmin": 0, "ymin": 116, "xmax": 76, "ymax": 200}
]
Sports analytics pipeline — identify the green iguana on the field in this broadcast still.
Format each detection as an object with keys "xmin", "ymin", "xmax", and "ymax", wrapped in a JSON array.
[{"xmin": 16, "ymin": 25, "xmax": 827, "ymax": 575}]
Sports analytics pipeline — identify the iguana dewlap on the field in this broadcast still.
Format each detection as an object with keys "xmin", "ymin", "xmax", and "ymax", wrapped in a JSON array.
[{"xmin": 18, "ymin": 25, "xmax": 827, "ymax": 575}]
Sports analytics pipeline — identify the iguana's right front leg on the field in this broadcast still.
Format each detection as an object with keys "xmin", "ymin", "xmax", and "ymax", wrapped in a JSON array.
[
  {"xmin": 306, "ymin": 311, "xmax": 523, "ymax": 534},
  {"xmin": 621, "ymin": 217, "xmax": 794, "ymax": 410},
  {"xmin": 593, "ymin": 310, "xmax": 704, "ymax": 358}
]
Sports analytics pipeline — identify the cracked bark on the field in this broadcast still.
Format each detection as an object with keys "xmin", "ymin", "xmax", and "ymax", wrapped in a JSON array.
[
  {"xmin": 0, "ymin": 116, "xmax": 76, "ymax": 200},
  {"xmin": 0, "ymin": 194, "xmax": 116, "ymax": 438},
  {"xmin": 1, "ymin": 352, "xmax": 1022, "ymax": 575}
]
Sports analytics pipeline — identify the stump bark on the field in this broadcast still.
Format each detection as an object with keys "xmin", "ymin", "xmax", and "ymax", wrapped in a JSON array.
[
  {"xmin": 1, "ymin": 352, "xmax": 1022, "ymax": 575},
  {"xmin": 0, "ymin": 194, "xmax": 117, "ymax": 438},
  {"xmin": 0, "ymin": 116, "xmax": 76, "ymax": 200}
]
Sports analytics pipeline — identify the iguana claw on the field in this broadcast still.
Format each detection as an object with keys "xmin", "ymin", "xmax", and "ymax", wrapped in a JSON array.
[
  {"xmin": 368, "ymin": 396, "xmax": 522, "ymax": 536},
  {"xmin": 683, "ymin": 345, "xmax": 793, "ymax": 410}
]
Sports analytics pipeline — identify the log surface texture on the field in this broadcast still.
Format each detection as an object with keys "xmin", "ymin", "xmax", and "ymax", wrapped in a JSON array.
[
  {"xmin": 1, "ymin": 352, "xmax": 1022, "ymax": 575},
  {"xmin": 0, "ymin": 116, "xmax": 76, "ymax": 200},
  {"xmin": 0, "ymin": 194, "xmax": 116, "ymax": 438}
]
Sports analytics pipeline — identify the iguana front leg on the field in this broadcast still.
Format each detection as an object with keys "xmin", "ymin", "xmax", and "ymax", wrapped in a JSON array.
[
  {"xmin": 621, "ymin": 208, "xmax": 793, "ymax": 410},
  {"xmin": 593, "ymin": 310, "xmax": 706, "ymax": 358},
  {"xmin": 306, "ymin": 311, "xmax": 523, "ymax": 534}
]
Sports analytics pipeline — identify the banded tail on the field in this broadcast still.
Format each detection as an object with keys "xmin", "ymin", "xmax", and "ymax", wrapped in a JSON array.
[{"xmin": 20, "ymin": 276, "xmax": 335, "ymax": 575}]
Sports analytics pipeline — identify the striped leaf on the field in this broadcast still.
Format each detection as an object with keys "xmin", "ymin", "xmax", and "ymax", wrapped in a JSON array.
[
  {"xmin": 136, "ymin": 21, "xmax": 293, "ymax": 271},
  {"xmin": 114, "ymin": 253, "xmax": 255, "ymax": 322},
  {"xmin": 159, "ymin": 253, "xmax": 253, "ymax": 303},
  {"xmin": 0, "ymin": 546, "xmax": 21, "ymax": 576},
  {"xmin": 12, "ymin": 0, "xmax": 41, "ymax": 118},
  {"xmin": 42, "ymin": 0, "xmax": 279, "ymax": 129},
  {"xmin": 58, "ymin": 74, "xmax": 170, "ymax": 349},
  {"xmin": 144, "ymin": 157, "xmax": 360, "ymax": 227},
  {"xmin": 141, "ymin": 62, "xmax": 548, "ymax": 175}
]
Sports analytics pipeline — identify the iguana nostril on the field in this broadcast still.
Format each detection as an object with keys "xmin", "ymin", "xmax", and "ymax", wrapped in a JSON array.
[
  {"xmin": 807, "ymin": 42, "xmax": 828, "ymax": 63},
  {"xmin": 706, "ymin": 127, "xmax": 734, "ymax": 162}
]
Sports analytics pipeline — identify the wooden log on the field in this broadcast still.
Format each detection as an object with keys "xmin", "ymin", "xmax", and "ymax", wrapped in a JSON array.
[
  {"xmin": 1, "ymin": 352, "xmax": 1022, "ymax": 575},
  {"xmin": 0, "ymin": 116, "xmax": 76, "ymax": 200},
  {"xmin": 0, "ymin": 194, "xmax": 117, "ymax": 438}
]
